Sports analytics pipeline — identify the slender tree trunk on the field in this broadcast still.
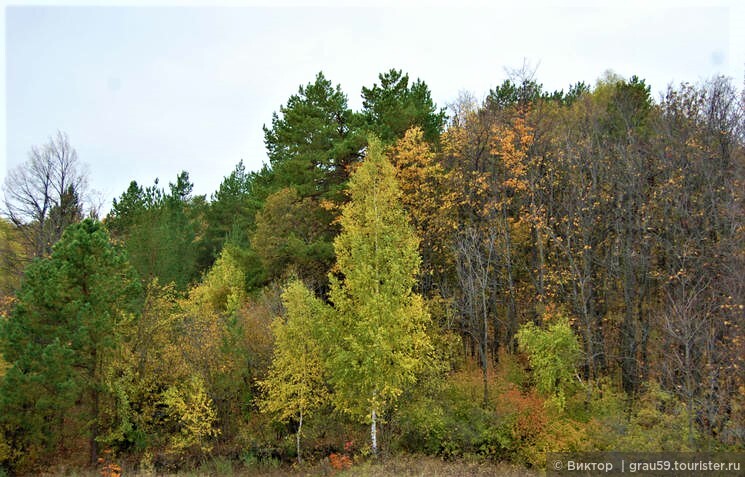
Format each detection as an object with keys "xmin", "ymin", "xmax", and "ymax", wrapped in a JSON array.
[
  {"xmin": 296, "ymin": 410, "xmax": 303, "ymax": 464},
  {"xmin": 621, "ymin": 299, "xmax": 638, "ymax": 394},
  {"xmin": 479, "ymin": 343, "xmax": 489, "ymax": 407},
  {"xmin": 501, "ymin": 202, "xmax": 518, "ymax": 352},
  {"xmin": 640, "ymin": 316, "xmax": 650, "ymax": 384},
  {"xmin": 371, "ymin": 408, "xmax": 378, "ymax": 457},
  {"xmin": 482, "ymin": 313, "xmax": 489, "ymax": 406},
  {"xmin": 90, "ymin": 348, "xmax": 99, "ymax": 467},
  {"xmin": 534, "ymin": 216, "xmax": 546, "ymax": 324},
  {"xmin": 685, "ymin": 342, "xmax": 696, "ymax": 450},
  {"xmin": 90, "ymin": 387, "xmax": 99, "ymax": 466}
]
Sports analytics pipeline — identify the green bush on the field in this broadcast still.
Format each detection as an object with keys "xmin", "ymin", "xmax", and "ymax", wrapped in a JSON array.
[
  {"xmin": 474, "ymin": 423, "xmax": 513, "ymax": 459},
  {"xmin": 395, "ymin": 373, "xmax": 504, "ymax": 459},
  {"xmin": 396, "ymin": 396, "xmax": 447, "ymax": 454},
  {"xmin": 614, "ymin": 382, "xmax": 697, "ymax": 451},
  {"xmin": 517, "ymin": 316, "xmax": 581, "ymax": 411}
]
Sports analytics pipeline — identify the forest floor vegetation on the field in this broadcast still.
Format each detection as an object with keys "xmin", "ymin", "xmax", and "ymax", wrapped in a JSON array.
[{"xmin": 32, "ymin": 454, "xmax": 539, "ymax": 477}]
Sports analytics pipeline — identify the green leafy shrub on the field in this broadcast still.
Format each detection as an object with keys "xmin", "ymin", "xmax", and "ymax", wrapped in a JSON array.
[
  {"xmin": 583, "ymin": 379, "xmax": 631, "ymax": 450},
  {"xmin": 395, "ymin": 396, "xmax": 447, "ymax": 455},
  {"xmin": 396, "ymin": 369, "xmax": 501, "ymax": 459},
  {"xmin": 516, "ymin": 315, "xmax": 581, "ymax": 411},
  {"xmin": 614, "ymin": 382, "xmax": 697, "ymax": 451}
]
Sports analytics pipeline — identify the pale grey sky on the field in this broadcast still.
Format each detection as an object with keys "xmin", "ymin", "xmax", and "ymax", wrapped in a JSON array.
[{"xmin": 2, "ymin": 1, "xmax": 743, "ymax": 211}]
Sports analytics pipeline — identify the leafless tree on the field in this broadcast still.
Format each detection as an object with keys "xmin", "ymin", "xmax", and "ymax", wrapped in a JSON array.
[
  {"xmin": 659, "ymin": 274, "xmax": 715, "ymax": 449},
  {"xmin": 454, "ymin": 225, "xmax": 499, "ymax": 405},
  {"xmin": 2, "ymin": 131, "xmax": 88, "ymax": 257}
]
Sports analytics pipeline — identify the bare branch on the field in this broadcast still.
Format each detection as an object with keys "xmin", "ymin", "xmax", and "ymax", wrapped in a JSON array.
[{"xmin": 2, "ymin": 131, "xmax": 88, "ymax": 256}]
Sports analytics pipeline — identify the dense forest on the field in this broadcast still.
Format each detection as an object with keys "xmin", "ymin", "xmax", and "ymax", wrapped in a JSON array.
[{"xmin": 0, "ymin": 69, "xmax": 743, "ymax": 475}]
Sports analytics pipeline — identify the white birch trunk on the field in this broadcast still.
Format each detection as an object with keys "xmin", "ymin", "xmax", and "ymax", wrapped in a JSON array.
[
  {"xmin": 371, "ymin": 408, "xmax": 378, "ymax": 456},
  {"xmin": 296, "ymin": 410, "xmax": 303, "ymax": 464}
]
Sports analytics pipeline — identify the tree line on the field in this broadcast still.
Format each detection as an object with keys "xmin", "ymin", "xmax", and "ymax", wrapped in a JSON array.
[{"xmin": 0, "ymin": 68, "xmax": 743, "ymax": 474}]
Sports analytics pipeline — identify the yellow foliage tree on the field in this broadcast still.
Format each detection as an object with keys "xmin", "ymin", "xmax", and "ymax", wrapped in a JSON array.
[
  {"xmin": 326, "ymin": 136, "xmax": 435, "ymax": 455},
  {"xmin": 388, "ymin": 127, "xmax": 457, "ymax": 294},
  {"xmin": 0, "ymin": 219, "xmax": 26, "ymax": 297},
  {"xmin": 161, "ymin": 376, "xmax": 220, "ymax": 456},
  {"xmin": 259, "ymin": 280, "xmax": 328, "ymax": 463}
]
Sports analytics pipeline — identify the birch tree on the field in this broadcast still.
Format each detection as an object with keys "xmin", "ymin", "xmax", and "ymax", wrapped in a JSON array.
[
  {"xmin": 326, "ymin": 136, "xmax": 434, "ymax": 456},
  {"xmin": 259, "ymin": 280, "xmax": 328, "ymax": 464}
]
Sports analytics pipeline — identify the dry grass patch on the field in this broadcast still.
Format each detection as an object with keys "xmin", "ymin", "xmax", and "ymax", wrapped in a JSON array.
[
  {"xmin": 29, "ymin": 454, "xmax": 539, "ymax": 477},
  {"xmin": 335, "ymin": 455, "xmax": 538, "ymax": 477}
]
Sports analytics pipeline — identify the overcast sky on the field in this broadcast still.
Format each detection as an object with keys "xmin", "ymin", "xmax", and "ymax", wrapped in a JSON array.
[{"xmin": 2, "ymin": 1, "xmax": 744, "ymax": 212}]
